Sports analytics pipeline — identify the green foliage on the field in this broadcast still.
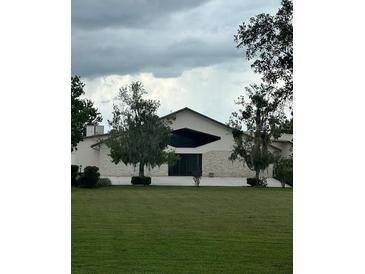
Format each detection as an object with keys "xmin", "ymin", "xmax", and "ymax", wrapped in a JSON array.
[
  {"xmin": 235, "ymin": 0, "xmax": 293, "ymax": 105},
  {"xmin": 192, "ymin": 169, "xmax": 202, "ymax": 187},
  {"xmin": 71, "ymin": 165, "xmax": 79, "ymax": 186},
  {"xmin": 131, "ymin": 176, "xmax": 151, "ymax": 185},
  {"xmin": 246, "ymin": 178, "xmax": 257, "ymax": 187},
  {"xmin": 79, "ymin": 166, "xmax": 100, "ymax": 188},
  {"xmin": 71, "ymin": 75, "xmax": 102, "ymax": 151},
  {"xmin": 246, "ymin": 177, "xmax": 268, "ymax": 187},
  {"xmin": 232, "ymin": 0, "xmax": 293, "ymax": 173},
  {"xmin": 280, "ymin": 118, "xmax": 293, "ymax": 134},
  {"xmin": 106, "ymin": 81, "xmax": 178, "ymax": 177},
  {"xmin": 274, "ymin": 158, "xmax": 293, "ymax": 186},
  {"xmin": 229, "ymin": 84, "xmax": 285, "ymax": 182},
  {"xmin": 97, "ymin": 178, "xmax": 112, "ymax": 187}
]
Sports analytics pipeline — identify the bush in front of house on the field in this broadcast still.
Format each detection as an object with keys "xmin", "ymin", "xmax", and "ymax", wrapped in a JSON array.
[
  {"xmin": 192, "ymin": 169, "xmax": 202, "ymax": 187},
  {"xmin": 79, "ymin": 166, "xmax": 100, "ymax": 188},
  {"xmin": 131, "ymin": 176, "xmax": 151, "ymax": 185},
  {"xmin": 274, "ymin": 158, "xmax": 293, "ymax": 187},
  {"xmin": 97, "ymin": 178, "xmax": 112, "ymax": 187},
  {"xmin": 246, "ymin": 178, "xmax": 257, "ymax": 186},
  {"xmin": 71, "ymin": 165, "xmax": 79, "ymax": 186},
  {"xmin": 246, "ymin": 177, "xmax": 268, "ymax": 187}
]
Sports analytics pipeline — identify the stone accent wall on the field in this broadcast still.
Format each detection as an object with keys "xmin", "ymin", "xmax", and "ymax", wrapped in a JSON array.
[
  {"xmin": 146, "ymin": 164, "xmax": 168, "ymax": 176},
  {"xmin": 202, "ymin": 150, "xmax": 273, "ymax": 178},
  {"xmin": 97, "ymin": 145, "xmax": 272, "ymax": 178},
  {"xmin": 98, "ymin": 145, "xmax": 169, "ymax": 176}
]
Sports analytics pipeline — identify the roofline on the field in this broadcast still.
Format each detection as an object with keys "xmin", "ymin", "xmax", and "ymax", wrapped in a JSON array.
[
  {"xmin": 272, "ymin": 139, "xmax": 293, "ymax": 144},
  {"xmin": 160, "ymin": 107, "xmax": 235, "ymax": 130},
  {"xmin": 83, "ymin": 133, "xmax": 109, "ymax": 139},
  {"xmin": 89, "ymin": 107, "xmax": 282, "ymax": 151}
]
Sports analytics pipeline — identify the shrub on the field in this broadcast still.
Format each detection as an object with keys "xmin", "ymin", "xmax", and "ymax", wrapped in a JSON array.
[
  {"xmin": 79, "ymin": 166, "xmax": 100, "ymax": 188},
  {"xmin": 246, "ymin": 178, "xmax": 257, "ymax": 186},
  {"xmin": 274, "ymin": 158, "xmax": 293, "ymax": 187},
  {"xmin": 131, "ymin": 176, "xmax": 151, "ymax": 185},
  {"xmin": 97, "ymin": 178, "xmax": 112, "ymax": 187},
  {"xmin": 192, "ymin": 169, "xmax": 202, "ymax": 187},
  {"xmin": 71, "ymin": 165, "xmax": 79, "ymax": 186},
  {"xmin": 246, "ymin": 177, "xmax": 268, "ymax": 187}
]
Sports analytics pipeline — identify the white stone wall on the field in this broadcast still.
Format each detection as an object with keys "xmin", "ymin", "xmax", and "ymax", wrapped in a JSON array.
[
  {"xmin": 202, "ymin": 150, "xmax": 273, "ymax": 178},
  {"xmin": 97, "ymin": 144, "xmax": 169, "ymax": 176}
]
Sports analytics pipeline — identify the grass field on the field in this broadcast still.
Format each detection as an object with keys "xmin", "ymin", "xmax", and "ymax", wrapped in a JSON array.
[{"xmin": 72, "ymin": 186, "xmax": 292, "ymax": 273}]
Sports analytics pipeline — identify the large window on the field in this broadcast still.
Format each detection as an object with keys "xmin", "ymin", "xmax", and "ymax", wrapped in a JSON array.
[
  {"xmin": 168, "ymin": 154, "xmax": 202, "ymax": 176},
  {"xmin": 169, "ymin": 128, "xmax": 220, "ymax": 148}
]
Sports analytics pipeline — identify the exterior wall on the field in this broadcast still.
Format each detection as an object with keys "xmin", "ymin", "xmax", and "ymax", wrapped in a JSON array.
[
  {"xmin": 272, "ymin": 141, "xmax": 293, "ymax": 158},
  {"xmin": 167, "ymin": 110, "xmax": 234, "ymax": 152},
  {"xmin": 148, "ymin": 164, "xmax": 168, "ymax": 176},
  {"xmin": 73, "ymin": 136, "xmax": 168, "ymax": 177},
  {"xmin": 98, "ymin": 144, "xmax": 136, "ymax": 176},
  {"xmin": 167, "ymin": 110, "xmax": 275, "ymax": 177},
  {"xmin": 202, "ymin": 150, "xmax": 273, "ymax": 178},
  {"xmin": 97, "ymin": 142, "xmax": 169, "ymax": 177},
  {"xmin": 71, "ymin": 136, "xmax": 100, "ymax": 171},
  {"xmin": 71, "ymin": 109, "xmax": 278, "ymax": 178}
]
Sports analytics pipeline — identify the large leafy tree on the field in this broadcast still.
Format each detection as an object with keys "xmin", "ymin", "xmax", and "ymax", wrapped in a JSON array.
[
  {"xmin": 71, "ymin": 75, "xmax": 102, "ymax": 151},
  {"xmin": 229, "ymin": 84, "xmax": 284, "ymax": 185},
  {"xmin": 106, "ymin": 81, "xmax": 177, "ymax": 177},
  {"xmin": 235, "ymin": 0, "xmax": 293, "ymax": 105},
  {"xmin": 280, "ymin": 118, "xmax": 293, "ymax": 134}
]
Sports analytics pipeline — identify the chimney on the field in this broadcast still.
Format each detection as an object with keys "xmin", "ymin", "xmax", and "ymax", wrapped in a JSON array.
[{"xmin": 86, "ymin": 125, "xmax": 104, "ymax": 136}]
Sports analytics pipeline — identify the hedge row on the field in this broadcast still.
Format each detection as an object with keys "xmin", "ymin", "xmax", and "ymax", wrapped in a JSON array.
[
  {"xmin": 71, "ymin": 165, "xmax": 111, "ymax": 188},
  {"xmin": 131, "ymin": 176, "xmax": 151, "ymax": 185},
  {"xmin": 71, "ymin": 166, "xmax": 153, "ymax": 187}
]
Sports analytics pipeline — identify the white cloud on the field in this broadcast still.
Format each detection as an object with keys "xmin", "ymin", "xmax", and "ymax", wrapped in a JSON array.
[{"xmin": 83, "ymin": 59, "xmax": 261, "ymax": 131}]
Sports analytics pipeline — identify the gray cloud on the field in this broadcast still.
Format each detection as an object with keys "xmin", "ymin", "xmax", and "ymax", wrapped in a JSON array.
[
  {"xmin": 72, "ymin": 0, "xmax": 212, "ymax": 30},
  {"xmin": 72, "ymin": 0, "xmax": 281, "ymax": 78}
]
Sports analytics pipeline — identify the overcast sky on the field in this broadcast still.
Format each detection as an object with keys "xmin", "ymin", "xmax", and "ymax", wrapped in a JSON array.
[{"xmin": 72, "ymin": 0, "xmax": 281, "ymax": 130}]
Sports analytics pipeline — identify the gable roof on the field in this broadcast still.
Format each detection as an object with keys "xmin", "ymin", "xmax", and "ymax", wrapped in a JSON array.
[
  {"xmin": 272, "ymin": 133, "xmax": 293, "ymax": 143},
  {"xmin": 160, "ymin": 107, "xmax": 234, "ymax": 130},
  {"xmin": 89, "ymin": 106, "xmax": 283, "ymax": 151}
]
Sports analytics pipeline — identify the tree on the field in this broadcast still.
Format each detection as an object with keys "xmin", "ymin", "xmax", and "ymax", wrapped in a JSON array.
[
  {"xmin": 234, "ymin": 0, "xmax": 293, "ymax": 105},
  {"xmin": 229, "ymin": 84, "xmax": 284, "ymax": 185},
  {"xmin": 274, "ymin": 157, "xmax": 293, "ymax": 187},
  {"xmin": 106, "ymin": 81, "xmax": 178, "ymax": 177},
  {"xmin": 71, "ymin": 75, "xmax": 102, "ymax": 151},
  {"xmin": 280, "ymin": 118, "xmax": 293, "ymax": 134}
]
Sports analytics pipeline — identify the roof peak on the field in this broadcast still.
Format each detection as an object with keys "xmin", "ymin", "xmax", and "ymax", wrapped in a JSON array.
[{"xmin": 160, "ymin": 107, "xmax": 231, "ymax": 130}]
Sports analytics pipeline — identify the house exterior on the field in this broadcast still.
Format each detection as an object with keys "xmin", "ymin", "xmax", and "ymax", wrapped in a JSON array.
[{"xmin": 71, "ymin": 107, "xmax": 292, "ymax": 178}]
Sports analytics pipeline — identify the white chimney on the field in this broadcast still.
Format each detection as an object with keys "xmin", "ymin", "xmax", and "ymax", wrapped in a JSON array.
[{"xmin": 86, "ymin": 125, "xmax": 104, "ymax": 136}]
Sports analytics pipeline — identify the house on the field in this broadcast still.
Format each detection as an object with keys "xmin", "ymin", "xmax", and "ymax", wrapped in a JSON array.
[{"xmin": 71, "ymin": 107, "xmax": 292, "ymax": 178}]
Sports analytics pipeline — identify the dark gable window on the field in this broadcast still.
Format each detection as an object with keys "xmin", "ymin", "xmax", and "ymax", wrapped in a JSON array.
[{"xmin": 169, "ymin": 128, "xmax": 221, "ymax": 148}]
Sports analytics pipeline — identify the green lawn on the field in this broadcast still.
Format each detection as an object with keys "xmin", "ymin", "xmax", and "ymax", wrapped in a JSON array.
[{"xmin": 72, "ymin": 186, "xmax": 292, "ymax": 273}]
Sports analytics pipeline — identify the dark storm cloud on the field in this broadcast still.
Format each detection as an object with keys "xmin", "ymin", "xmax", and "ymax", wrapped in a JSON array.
[
  {"xmin": 72, "ymin": 0, "xmax": 281, "ymax": 77},
  {"xmin": 72, "ymin": 0, "xmax": 212, "ymax": 30},
  {"xmin": 72, "ymin": 31, "xmax": 240, "ymax": 77}
]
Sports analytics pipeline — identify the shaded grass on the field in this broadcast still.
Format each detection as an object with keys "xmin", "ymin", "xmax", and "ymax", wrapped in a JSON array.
[{"xmin": 72, "ymin": 186, "xmax": 292, "ymax": 273}]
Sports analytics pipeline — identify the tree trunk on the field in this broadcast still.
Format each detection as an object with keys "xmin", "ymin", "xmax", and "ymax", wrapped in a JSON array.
[
  {"xmin": 255, "ymin": 169, "xmax": 260, "ymax": 185},
  {"xmin": 139, "ymin": 162, "xmax": 145, "ymax": 177}
]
